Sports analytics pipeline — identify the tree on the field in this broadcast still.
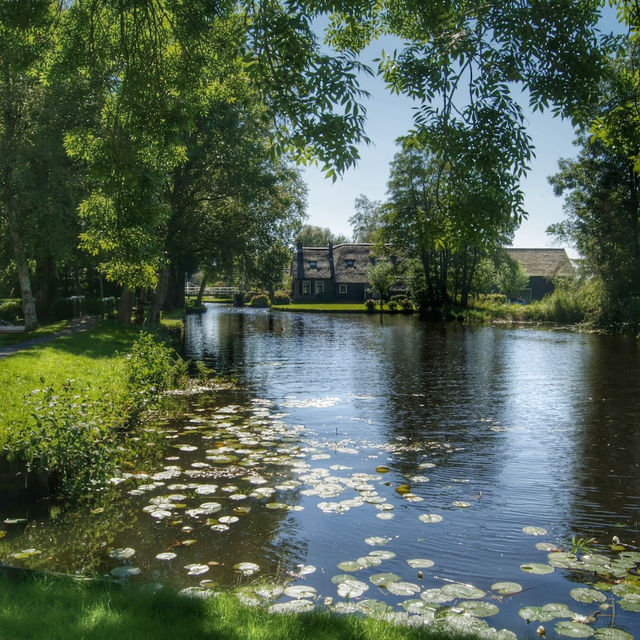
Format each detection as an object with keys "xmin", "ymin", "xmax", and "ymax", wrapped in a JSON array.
[
  {"xmin": 366, "ymin": 260, "xmax": 396, "ymax": 310},
  {"xmin": 494, "ymin": 256, "xmax": 530, "ymax": 301},
  {"xmin": 349, "ymin": 195, "xmax": 383, "ymax": 243},
  {"xmin": 379, "ymin": 139, "xmax": 518, "ymax": 311},
  {"xmin": 294, "ymin": 225, "xmax": 347, "ymax": 247},
  {"xmin": 548, "ymin": 134, "xmax": 640, "ymax": 329}
]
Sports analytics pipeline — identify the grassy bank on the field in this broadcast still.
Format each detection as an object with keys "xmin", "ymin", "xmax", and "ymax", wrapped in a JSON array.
[
  {"xmin": 0, "ymin": 320, "xmax": 186, "ymax": 498},
  {"xmin": 0, "ymin": 574, "xmax": 478, "ymax": 640},
  {"xmin": 271, "ymin": 303, "xmax": 410, "ymax": 313},
  {"xmin": 0, "ymin": 320, "xmax": 68, "ymax": 347}
]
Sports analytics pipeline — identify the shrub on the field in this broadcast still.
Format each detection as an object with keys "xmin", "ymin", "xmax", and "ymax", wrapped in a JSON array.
[
  {"xmin": 249, "ymin": 294, "xmax": 270, "ymax": 308},
  {"xmin": 400, "ymin": 298, "xmax": 414, "ymax": 313},
  {"xmin": 388, "ymin": 300, "xmax": 398, "ymax": 312},
  {"xmin": 244, "ymin": 291, "xmax": 263, "ymax": 304},
  {"xmin": 476, "ymin": 293, "xmax": 508, "ymax": 305},
  {"xmin": 365, "ymin": 299, "xmax": 376, "ymax": 312},
  {"xmin": 8, "ymin": 380, "xmax": 120, "ymax": 499},
  {"xmin": 0, "ymin": 298, "xmax": 22, "ymax": 323},
  {"xmin": 271, "ymin": 290, "xmax": 290, "ymax": 305}
]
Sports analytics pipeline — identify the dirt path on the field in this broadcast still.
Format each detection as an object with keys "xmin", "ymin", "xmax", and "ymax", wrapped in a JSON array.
[{"xmin": 0, "ymin": 316, "xmax": 101, "ymax": 360}]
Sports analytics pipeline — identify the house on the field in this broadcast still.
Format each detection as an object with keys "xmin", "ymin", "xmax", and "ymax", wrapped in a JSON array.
[
  {"xmin": 291, "ymin": 243, "xmax": 404, "ymax": 303},
  {"xmin": 505, "ymin": 248, "xmax": 574, "ymax": 301}
]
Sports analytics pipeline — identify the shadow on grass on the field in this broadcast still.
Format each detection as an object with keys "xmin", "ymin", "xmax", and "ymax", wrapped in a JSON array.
[{"xmin": 0, "ymin": 574, "xmax": 477, "ymax": 640}]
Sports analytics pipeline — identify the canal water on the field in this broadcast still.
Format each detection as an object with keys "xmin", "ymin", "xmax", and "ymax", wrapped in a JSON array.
[{"xmin": 2, "ymin": 304, "xmax": 639, "ymax": 638}]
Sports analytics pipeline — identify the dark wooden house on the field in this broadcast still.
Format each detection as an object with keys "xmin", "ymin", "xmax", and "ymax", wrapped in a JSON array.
[
  {"xmin": 505, "ymin": 248, "xmax": 574, "ymax": 301},
  {"xmin": 291, "ymin": 243, "xmax": 403, "ymax": 303}
]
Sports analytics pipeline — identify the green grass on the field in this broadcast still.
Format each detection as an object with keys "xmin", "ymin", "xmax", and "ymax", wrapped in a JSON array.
[
  {"xmin": 271, "ymin": 303, "xmax": 403, "ymax": 313},
  {"xmin": 0, "ymin": 574, "xmax": 478, "ymax": 640},
  {"xmin": 160, "ymin": 308, "xmax": 185, "ymax": 329},
  {"xmin": 0, "ymin": 320, "xmax": 69, "ymax": 347},
  {"xmin": 0, "ymin": 321, "xmax": 138, "ymax": 449}
]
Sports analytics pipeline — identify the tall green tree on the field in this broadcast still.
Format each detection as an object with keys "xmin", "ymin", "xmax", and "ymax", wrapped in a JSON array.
[
  {"xmin": 349, "ymin": 195, "xmax": 383, "ymax": 243},
  {"xmin": 294, "ymin": 225, "xmax": 347, "ymax": 247}
]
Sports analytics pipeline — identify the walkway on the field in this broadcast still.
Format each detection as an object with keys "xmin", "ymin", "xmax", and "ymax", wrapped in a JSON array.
[{"xmin": 0, "ymin": 316, "xmax": 101, "ymax": 360}]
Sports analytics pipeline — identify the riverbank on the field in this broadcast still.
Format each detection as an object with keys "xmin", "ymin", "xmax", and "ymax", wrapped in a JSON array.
[
  {"xmin": 0, "ymin": 572, "xmax": 482, "ymax": 640},
  {"xmin": 0, "ymin": 320, "xmax": 187, "ymax": 499}
]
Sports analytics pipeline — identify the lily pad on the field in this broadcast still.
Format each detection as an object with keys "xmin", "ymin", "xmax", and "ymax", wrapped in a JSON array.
[
  {"xmin": 291, "ymin": 564, "xmax": 316, "ymax": 577},
  {"xmin": 421, "ymin": 588, "xmax": 454, "ymax": 604},
  {"xmin": 368, "ymin": 550, "xmax": 395, "ymax": 560},
  {"xmin": 459, "ymin": 600, "xmax": 500, "ymax": 617},
  {"xmin": 284, "ymin": 585, "xmax": 317, "ymax": 599},
  {"xmin": 386, "ymin": 581, "xmax": 421, "ymax": 596},
  {"xmin": 253, "ymin": 583, "xmax": 285, "ymax": 600},
  {"xmin": 520, "ymin": 562, "xmax": 554, "ymax": 575},
  {"xmin": 376, "ymin": 466, "xmax": 390, "ymax": 473},
  {"xmin": 407, "ymin": 558, "xmax": 434, "ymax": 569},
  {"xmin": 234, "ymin": 562, "xmax": 260, "ymax": 576},
  {"xmin": 155, "ymin": 552, "xmax": 177, "ymax": 561},
  {"xmin": 10, "ymin": 549, "xmax": 41, "ymax": 560},
  {"xmin": 570, "ymin": 588, "xmax": 607, "ymax": 604},
  {"xmin": 441, "ymin": 583, "xmax": 486, "ymax": 599},
  {"xmin": 111, "ymin": 566, "xmax": 141, "ymax": 578},
  {"xmin": 536, "ymin": 542, "xmax": 558, "ymax": 551},
  {"xmin": 369, "ymin": 573, "xmax": 401, "ymax": 587},
  {"xmin": 452, "ymin": 501, "xmax": 471, "ymax": 508},
  {"xmin": 358, "ymin": 599, "xmax": 394, "ymax": 617},
  {"xmin": 518, "ymin": 606, "xmax": 556, "ymax": 623},
  {"xmin": 268, "ymin": 600, "xmax": 314, "ymax": 614},
  {"xmin": 594, "ymin": 629, "xmax": 634, "ymax": 640},
  {"xmin": 491, "ymin": 582, "xmax": 522, "ymax": 595},
  {"xmin": 619, "ymin": 599, "xmax": 640, "ymax": 612},
  {"xmin": 554, "ymin": 621, "xmax": 595, "ymax": 638},
  {"xmin": 418, "ymin": 513, "xmax": 443, "ymax": 523},
  {"xmin": 522, "ymin": 526, "xmax": 547, "ymax": 536},
  {"xmin": 109, "ymin": 547, "xmax": 136, "ymax": 561},
  {"xmin": 400, "ymin": 599, "xmax": 437, "ymax": 616},
  {"xmin": 337, "ymin": 560, "xmax": 363, "ymax": 572},
  {"xmin": 364, "ymin": 536, "xmax": 390, "ymax": 546},
  {"xmin": 337, "ymin": 580, "xmax": 369, "ymax": 598},
  {"xmin": 184, "ymin": 564, "xmax": 209, "ymax": 576}
]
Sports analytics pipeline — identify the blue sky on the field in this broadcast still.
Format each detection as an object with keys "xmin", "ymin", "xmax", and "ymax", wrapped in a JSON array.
[{"xmin": 301, "ymin": 7, "xmax": 625, "ymax": 257}]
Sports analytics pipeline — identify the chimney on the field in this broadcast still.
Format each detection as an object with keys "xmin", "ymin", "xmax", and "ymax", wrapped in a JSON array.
[
  {"xmin": 328, "ymin": 241, "xmax": 335, "ymax": 280},
  {"xmin": 296, "ymin": 242, "xmax": 304, "ymax": 279}
]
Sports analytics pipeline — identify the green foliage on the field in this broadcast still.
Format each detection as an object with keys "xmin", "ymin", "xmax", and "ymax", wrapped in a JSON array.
[
  {"xmin": 569, "ymin": 536, "xmax": 596, "ymax": 556},
  {"xmin": 366, "ymin": 260, "xmax": 396, "ymax": 308},
  {"xmin": 365, "ymin": 299, "xmax": 377, "ymax": 312},
  {"xmin": 8, "ymin": 380, "xmax": 119, "ymax": 499},
  {"xmin": 248, "ymin": 294, "xmax": 271, "ymax": 308},
  {"xmin": 271, "ymin": 290, "xmax": 291, "ymax": 305},
  {"xmin": 0, "ymin": 299, "xmax": 22, "ymax": 323},
  {"xmin": 294, "ymin": 225, "xmax": 348, "ymax": 247},
  {"xmin": 125, "ymin": 332, "xmax": 187, "ymax": 419},
  {"xmin": 495, "ymin": 257, "xmax": 530, "ymax": 300},
  {"xmin": 349, "ymin": 195, "xmax": 383, "ymax": 243}
]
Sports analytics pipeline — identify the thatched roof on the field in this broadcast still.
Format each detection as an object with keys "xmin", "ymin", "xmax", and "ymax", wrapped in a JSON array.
[
  {"xmin": 293, "ymin": 243, "xmax": 400, "ymax": 282},
  {"xmin": 333, "ymin": 243, "xmax": 379, "ymax": 284},
  {"xmin": 505, "ymin": 248, "xmax": 574, "ymax": 279}
]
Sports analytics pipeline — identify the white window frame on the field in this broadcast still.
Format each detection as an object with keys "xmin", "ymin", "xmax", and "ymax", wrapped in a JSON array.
[
  {"xmin": 302, "ymin": 280, "xmax": 311, "ymax": 295},
  {"xmin": 315, "ymin": 281, "xmax": 325, "ymax": 295},
  {"xmin": 339, "ymin": 284, "xmax": 348, "ymax": 294}
]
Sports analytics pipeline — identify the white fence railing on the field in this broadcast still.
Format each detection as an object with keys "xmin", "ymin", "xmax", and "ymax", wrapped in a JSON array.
[{"xmin": 185, "ymin": 285, "xmax": 239, "ymax": 296}]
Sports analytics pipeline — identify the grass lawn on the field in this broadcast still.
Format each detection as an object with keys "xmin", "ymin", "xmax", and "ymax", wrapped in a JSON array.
[
  {"xmin": 0, "ymin": 574, "xmax": 475, "ymax": 640},
  {"xmin": 0, "ymin": 320, "xmax": 68, "ymax": 347},
  {"xmin": 271, "ymin": 303, "xmax": 404, "ymax": 313},
  {"xmin": 0, "ymin": 321, "xmax": 139, "ymax": 448}
]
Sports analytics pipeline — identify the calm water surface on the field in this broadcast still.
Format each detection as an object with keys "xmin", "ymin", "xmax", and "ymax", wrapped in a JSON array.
[{"xmin": 2, "ymin": 305, "xmax": 639, "ymax": 636}]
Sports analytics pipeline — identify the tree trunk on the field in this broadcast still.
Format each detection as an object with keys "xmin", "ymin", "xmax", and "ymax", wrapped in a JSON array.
[
  {"xmin": 147, "ymin": 266, "xmax": 170, "ymax": 326},
  {"xmin": 195, "ymin": 276, "xmax": 206, "ymax": 307},
  {"xmin": 118, "ymin": 285, "xmax": 134, "ymax": 324},
  {"xmin": 7, "ymin": 208, "xmax": 38, "ymax": 331}
]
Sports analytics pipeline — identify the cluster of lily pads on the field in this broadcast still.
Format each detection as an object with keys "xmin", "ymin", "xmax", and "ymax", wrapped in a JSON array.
[{"xmin": 1, "ymin": 394, "xmax": 638, "ymax": 640}]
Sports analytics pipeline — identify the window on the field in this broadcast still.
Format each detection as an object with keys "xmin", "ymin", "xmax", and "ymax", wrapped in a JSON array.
[
  {"xmin": 308, "ymin": 261, "xmax": 317, "ymax": 268},
  {"xmin": 315, "ymin": 281, "xmax": 325, "ymax": 295},
  {"xmin": 339, "ymin": 284, "xmax": 348, "ymax": 294},
  {"xmin": 302, "ymin": 281, "xmax": 311, "ymax": 295},
  {"xmin": 369, "ymin": 256, "xmax": 376, "ymax": 265},
  {"xmin": 346, "ymin": 259, "xmax": 355, "ymax": 267}
]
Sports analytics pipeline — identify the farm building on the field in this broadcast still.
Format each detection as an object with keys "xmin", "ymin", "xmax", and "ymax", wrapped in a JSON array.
[{"xmin": 505, "ymin": 248, "xmax": 575, "ymax": 301}]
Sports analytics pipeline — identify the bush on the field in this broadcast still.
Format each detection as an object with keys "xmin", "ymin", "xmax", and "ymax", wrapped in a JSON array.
[
  {"xmin": 248, "ymin": 294, "xmax": 270, "ymax": 308},
  {"xmin": 271, "ymin": 290, "xmax": 291, "ymax": 305},
  {"xmin": 399, "ymin": 298, "xmax": 414, "ymax": 313},
  {"xmin": 0, "ymin": 298, "xmax": 22, "ymax": 323},
  {"xmin": 8, "ymin": 380, "xmax": 120, "ymax": 499},
  {"xmin": 244, "ymin": 291, "xmax": 264, "ymax": 304},
  {"xmin": 365, "ymin": 299, "xmax": 376, "ymax": 312},
  {"xmin": 388, "ymin": 300, "xmax": 398, "ymax": 312},
  {"xmin": 475, "ymin": 293, "xmax": 508, "ymax": 305},
  {"xmin": 126, "ymin": 332, "xmax": 187, "ymax": 416}
]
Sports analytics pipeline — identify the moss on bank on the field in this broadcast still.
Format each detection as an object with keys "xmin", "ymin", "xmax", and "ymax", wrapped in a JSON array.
[{"xmin": 0, "ymin": 573, "xmax": 480, "ymax": 640}]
